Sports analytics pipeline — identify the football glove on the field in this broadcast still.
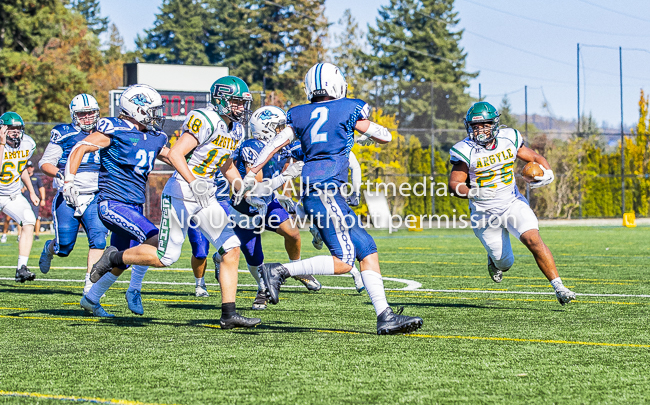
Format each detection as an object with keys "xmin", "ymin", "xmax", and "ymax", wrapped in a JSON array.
[
  {"xmin": 246, "ymin": 195, "xmax": 267, "ymax": 218},
  {"xmin": 63, "ymin": 182, "xmax": 80, "ymax": 207},
  {"xmin": 347, "ymin": 192, "xmax": 360, "ymax": 207},
  {"xmin": 282, "ymin": 161, "xmax": 304, "ymax": 180},
  {"xmin": 356, "ymin": 134, "xmax": 374, "ymax": 146},
  {"xmin": 468, "ymin": 187, "xmax": 496, "ymax": 202},
  {"xmin": 275, "ymin": 192, "xmax": 296, "ymax": 213},
  {"xmin": 530, "ymin": 167, "xmax": 554, "ymax": 189},
  {"xmin": 190, "ymin": 178, "xmax": 212, "ymax": 209}
]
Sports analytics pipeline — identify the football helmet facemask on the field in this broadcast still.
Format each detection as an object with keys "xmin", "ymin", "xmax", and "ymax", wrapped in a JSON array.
[
  {"xmin": 119, "ymin": 84, "xmax": 165, "ymax": 131},
  {"xmin": 70, "ymin": 93, "xmax": 100, "ymax": 132},
  {"xmin": 210, "ymin": 76, "xmax": 253, "ymax": 125},
  {"xmin": 464, "ymin": 102, "xmax": 501, "ymax": 147},
  {"xmin": 0, "ymin": 111, "xmax": 25, "ymax": 148},
  {"xmin": 249, "ymin": 106, "xmax": 287, "ymax": 142}
]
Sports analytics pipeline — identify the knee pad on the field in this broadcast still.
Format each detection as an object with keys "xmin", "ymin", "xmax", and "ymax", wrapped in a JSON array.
[{"xmin": 55, "ymin": 242, "xmax": 74, "ymax": 257}]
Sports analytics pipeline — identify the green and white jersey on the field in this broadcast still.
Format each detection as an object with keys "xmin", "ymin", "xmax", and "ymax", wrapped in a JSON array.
[
  {"xmin": 449, "ymin": 128, "xmax": 524, "ymax": 213},
  {"xmin": 0, "ymin": 134, "xmax": 36, "ymax": 196},
  {"xmin": 163, "ymin": 108, "xmax": 244, "ymax": 200}
]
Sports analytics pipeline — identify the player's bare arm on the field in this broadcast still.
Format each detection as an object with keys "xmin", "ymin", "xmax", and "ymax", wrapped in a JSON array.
[
  {"xmin": 40, "ymin": 161, "xmax": 60, "ymax": 178},
  {"xmin": 449, "ymin": 162, "xmax": 470, "ymax": 199},
  {"xmin": 166, "ymin": 132, "xmax": 199, "ymax": 184},
  {"xmin": 20, "ymin": 169, "xmax": 39, "ymax": 206},
  {"xmin": 156, "ymin": 146, "xmax": 172, "ymax": 166},
  {"xmin": 517, "ymin": 145, "xmax": 551, "ymax": 170},
  {"xmin": 249, "ymin": 126, "xmax": 294, "ymax": 174},
  {"xmin": 65, "ymin": 131, "xmax": 111, "ymax": 177},
  {"xmin": 0, "ymin": 125, "xmax": 6, "ymax": 166},
  {"xmin": 220, "ymin": 157, "xmax": 244, "ymax": 191}
]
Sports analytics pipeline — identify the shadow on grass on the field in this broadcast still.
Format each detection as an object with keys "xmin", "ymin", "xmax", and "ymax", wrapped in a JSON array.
[
  {"xmin": 388, "ymin": 301, "xmax": 542, "ymax": 311},
  {"xmin": 0, "ymin": 283, "xmax": 79, "ymax": 296}
]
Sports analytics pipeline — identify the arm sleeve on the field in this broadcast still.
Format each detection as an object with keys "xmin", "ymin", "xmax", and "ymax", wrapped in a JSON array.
[
  {"xmin": 348, "ymin": 151, "xmax": 361, "ymax": 194},
  {"xmin": 39, "ymin": 143, "xmax": 64, "ymax": 168},
  {"xmin": 253, "ymin": 126, "xmax": 296, "ymax": 168}
]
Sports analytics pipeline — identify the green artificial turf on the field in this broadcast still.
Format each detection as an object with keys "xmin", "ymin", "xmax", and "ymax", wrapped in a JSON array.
[{"xmin": 1, "ymin": 226, "xmax": 649, "ymax": 404}]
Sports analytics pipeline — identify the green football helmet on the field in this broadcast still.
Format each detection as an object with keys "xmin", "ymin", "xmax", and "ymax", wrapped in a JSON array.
[
  {"xmin": 0, "ymin": 111, "xmax": 25, "ymax": 148},
  {"xmin": 464, "ymin": 102, "xmax": 500, "ymax": 147},
  {"xmin": 210, "ymin": 76, "xmax": 253, "ymax": 124}
]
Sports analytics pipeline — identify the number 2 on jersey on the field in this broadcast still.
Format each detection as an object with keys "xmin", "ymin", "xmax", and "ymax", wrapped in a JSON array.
[
  {"xmin": 310, "ymin": 107, "xmax": 329, "ymax": 144},
  {"xmin": 135, "ymin": 149, "xmax": 155, "ymax": 175}
]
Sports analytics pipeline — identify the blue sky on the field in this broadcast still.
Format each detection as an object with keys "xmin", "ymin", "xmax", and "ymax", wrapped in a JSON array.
[{"xmin": 99, "ymin": 0, "xmax": 650, "ymax": 129}]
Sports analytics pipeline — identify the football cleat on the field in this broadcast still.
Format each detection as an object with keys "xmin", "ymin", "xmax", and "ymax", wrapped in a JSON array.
[
  {"xmin": 220, "ymin": 313, "xmax": 261, "ymax": 329},
  {"xmin": 376, "ymin": 307, "xmax": 423, "ymax": 335},
  {"xmin": 350, "ymin": 268, "xmax": 365, "ymax": 293},
  {"xmin": 80, "ymin": 295, "xmax": 114, "ymax": 317},
  {"xmin": 555, "ymin": 287, "xmax": 576, "ymax": 306},
  {"xmin": 195, "ymin": 284, "xmax": 209, "ymax": 298},
  {"xmin": 212, "ymin": 251, "xmax": 222, "ymax": 282},
  {"xmin": 90, "ymin": 246, "xmax": 118, "ymax": 283},
  {"xmin": 34, "ymin": 235, "xmax": 40, "ymax": 241},
  {"xmin": 487, "ymin": 255, "xmax": 508, "ymax": 283},
  {"xmin": 252, "ymin": 289, "xmax": 268, "ymax": 310},
  {"xmin": 0, "ymin": 234, "xmax": 6, "ymax": 243},
  {"xmin": 293, "ymin": 275, "xmax": 322, "ymax": 291},
  {"xmin": 39, "ymin": 240, "xmax": 54, "ymax": 274},
  {"xmin": 125, "ymin": 288, "xmax": 144, "ymax": 315},
  {"xmin": 15, "ymin": 265, "xmax": 35, "ymax": 283},
  {"xmin": 309, "ymin": 226, "xmax": 323, "ymax": 250},
  {"xmin": 260, "ymin": 263, "xmax": 290, "ymax": 305}
]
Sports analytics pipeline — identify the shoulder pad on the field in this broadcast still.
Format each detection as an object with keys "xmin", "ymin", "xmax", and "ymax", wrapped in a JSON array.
[
  {"xmin": 449, "ymin": 138, "xmax": 473, "ymax": 165},
  {"xmin": 497, "ymin": 128, "xmax": 522, "ymax": 149},
  {"xmin": 50, "ymin": 124, "xmax": 76, "ymax": 143}
]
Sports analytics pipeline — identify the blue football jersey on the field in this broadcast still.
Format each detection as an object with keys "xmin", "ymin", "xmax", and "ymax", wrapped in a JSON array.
[
  {"xmin": 230, "ymin": 139, "xmax": 268, "ymax": 215},
  {"xmin": 96, "ymin": 118, "xmax": 168, "ymax": 205},
  {"xmin": 213, "ymin": 169, "xmax": 230, "ymax": 202},
  {"xmin": 49, "ymin": 123, "xmax": 101, "ymax": 193},
  {"xmin": 286, "ymin": 98, "xmax": 369, "ymax": 192},
  {"xmin": 50, "ymin": 124, "xmax": 101, "ymax": 173}
]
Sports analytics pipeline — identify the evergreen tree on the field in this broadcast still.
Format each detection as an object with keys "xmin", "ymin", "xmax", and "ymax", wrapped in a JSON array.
[
  {"xmin": 332, "ymin": 9, "xmax": 372, "ymax": 100},
  {"xmin": 68, "ymin": 0, "xmax": 109, "ymax": 36},
  {"xmin": 0, "ymin": 0, "xmax": 121, "ymax": 124},
  {"xmin": 364, "ymin": 0, "xmax": 475, "ymax": 129},
  {"xmin": 134, "ymin": 0, "xmax": 328, "ymax": 104},
  {"xmin": 135, "ymin": 0, "xmax": 212, "ymax": 65},
  {"xmin": 498, "ymin": 94, "xmax": 519, "ymax": 128}
]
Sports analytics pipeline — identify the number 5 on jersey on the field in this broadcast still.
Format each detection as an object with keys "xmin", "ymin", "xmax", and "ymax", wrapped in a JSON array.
[{"xmin": 310, "ymin": 106, "xmax": 329, "ymax": 144}]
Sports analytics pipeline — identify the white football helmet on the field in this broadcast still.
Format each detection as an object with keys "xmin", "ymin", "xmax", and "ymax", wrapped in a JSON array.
[
  {"xmin": 249, "ymin": 106, "xmax": 287, "ymax": 142},
  {"xmin": 69, "ymin": 93, "xmax": 100, "ymax": 132},
  {"xmin": 304, "ymin": 63, "xmax": 347, "ymax": 101},
  {"xmin": 119, "ymin": 84, "xmax": 165, "ymax": 130}
]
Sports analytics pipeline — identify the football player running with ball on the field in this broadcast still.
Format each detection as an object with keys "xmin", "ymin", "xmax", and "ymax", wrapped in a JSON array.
[
  {"xmin": 39, "ymin": 94, "xmax": 109, "ymax": 294},
  {"xmin": 448, "ymin": 101, "xmax": 576, "ymax": 305},
  {"xmin": 0, "ymin": 112, "xmax": 40, "ymax": 282},
  {"xmin": 65, "ymin": 84, "xmax": 170, "ymax": 317},
  {"xmin": 89, "ymin": 76, "xmax": 261, "ymax": 329},
  {"xmin": 238, "ymin": 63, "xmax": 423, "ymax": 335}
]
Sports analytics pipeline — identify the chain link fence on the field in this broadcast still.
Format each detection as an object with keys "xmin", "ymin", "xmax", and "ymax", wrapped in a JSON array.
[{"xmin": 23, "ymin": 110, "xmax": 639, "ymax": 224}]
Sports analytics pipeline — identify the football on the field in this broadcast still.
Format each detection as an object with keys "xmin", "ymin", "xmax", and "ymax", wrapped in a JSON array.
[{"xmin": 521, "ymin": 162, "xmax": 544, "ymax": 183}]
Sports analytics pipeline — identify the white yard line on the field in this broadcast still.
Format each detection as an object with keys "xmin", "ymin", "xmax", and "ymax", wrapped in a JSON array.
[{"xmin": 2, "ymin": 275, "xmax": 649, "ymax": 298}]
